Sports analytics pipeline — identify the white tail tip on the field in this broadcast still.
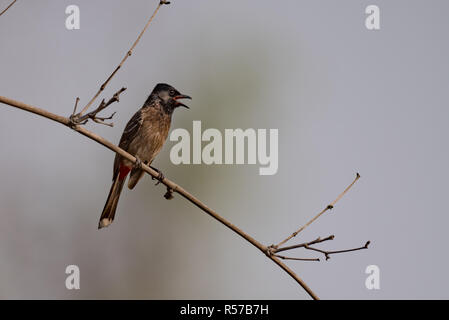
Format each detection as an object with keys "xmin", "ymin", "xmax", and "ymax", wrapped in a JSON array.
[{"xmin": 98, "ymin": 218, "xmax": 113, "ymax": 229}]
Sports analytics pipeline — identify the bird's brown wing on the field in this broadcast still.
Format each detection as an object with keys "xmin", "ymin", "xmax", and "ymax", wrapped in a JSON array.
[{"xmin": 113, "ymin": 109, "xmax": 143, "ymax": 175}]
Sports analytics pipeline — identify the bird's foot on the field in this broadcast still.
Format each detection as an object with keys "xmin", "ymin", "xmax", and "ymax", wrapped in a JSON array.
[
  {"xmin": 150, "ymin": 166, "xmax": 165, "ymax": 185},
  {"xmin": 133, "ymin": 156, "xmax": 143, "ymax": 169}
]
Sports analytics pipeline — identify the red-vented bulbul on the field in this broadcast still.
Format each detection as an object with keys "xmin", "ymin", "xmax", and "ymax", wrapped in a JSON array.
[{"xmin": 98, "ymin": 83, "xmax": 191, "ymax": 229}]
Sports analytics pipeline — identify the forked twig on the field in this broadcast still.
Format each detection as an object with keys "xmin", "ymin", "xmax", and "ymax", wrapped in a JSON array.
[
  {"xmin": 274, "ymin": 173, "xmax": 360, "ymax": 248},
  {"xmin": 270, "ymin": 234, "xmax": 369, "ymax": 262},
  {"xmin": 70, "ymin": 87, "xmax": 126, "ymax": 127}
]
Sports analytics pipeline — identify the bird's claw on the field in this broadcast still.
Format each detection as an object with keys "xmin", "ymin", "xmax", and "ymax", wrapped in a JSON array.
[
  {"xmin": 151, "ymin": 167, "xmax": 165, "ymax": 185},
  {"xmin": 133, "ymin": 157, "xmax": 143, "ymax": 169},
  {"xmin": 155, "ymin": 171, "xmax": 165, "ymax": 185}
]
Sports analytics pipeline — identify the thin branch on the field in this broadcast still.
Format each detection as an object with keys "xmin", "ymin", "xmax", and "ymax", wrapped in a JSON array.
[
  {"xmin": 78, "ymin": 1, "xmax": 169, "ymax": 117},
  {"xmin": 305, "ymin": 241, "xmax": 370, "ymax": 261},
  {"xmin": 274, "ymin": 255, "xmax": 320, "ymax": 262},
  {"xmin": 274, "ymin": 173, "xmax": 360, "ymax": 248},
  {"xmin": 0, "ymin": 95, "xmax": 320, "ymax": 300},
  {"xmin": 273, "ymin": 235, "xmax": 335, "ymax": 254},
  {"xmin": 0, "ymin": 0, "xmax": 17, "ymax": 17},
  {"xmin": 72, "ymin": 97, "xmax": 80, "ymax": 115}
]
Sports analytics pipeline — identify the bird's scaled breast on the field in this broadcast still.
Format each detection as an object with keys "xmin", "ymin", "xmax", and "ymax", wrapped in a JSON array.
[{"xmin": 131, "ymin": 113, "xmax": 171, "ymax": 162}]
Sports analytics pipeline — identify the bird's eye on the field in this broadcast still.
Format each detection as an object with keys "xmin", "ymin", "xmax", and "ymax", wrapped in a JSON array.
[{"xmin": 169, "ymin": 89, "xmax": 175, "ymax": 97}]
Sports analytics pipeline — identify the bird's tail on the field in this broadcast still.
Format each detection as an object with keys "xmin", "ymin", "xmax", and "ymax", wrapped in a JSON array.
[{"xmin": 98, "ymin": 166, "xmax": 130, "ymax": 229}]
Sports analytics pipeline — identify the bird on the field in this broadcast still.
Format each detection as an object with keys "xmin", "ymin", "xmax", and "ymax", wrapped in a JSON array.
[{"xmin": 98, "ymin": 83, "xmax": 191, "ymax": 229}]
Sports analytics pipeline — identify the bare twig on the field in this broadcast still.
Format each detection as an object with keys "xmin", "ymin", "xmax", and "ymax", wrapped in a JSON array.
[
  {"xmin": 77, "ymin": 1, "xmax": 169, "ymax": 117},
  {"xmin": 274, "ymin": 255, "xmax": 320, "ymax": 262},
  {"xmin": 273, "ymin": 235, "xmax": 335, "ymax": 254},
  {"xmin": 274, "ymin": 173, "xmax": 360, "ymax": 248},
  {"xmin": 305, "ymin": 241, "xmax": 370, "ymax": 261},
  {"xmin": 72, "ymin": 97, "xmax": 80, "ymax": 115},
  {"xmin": 0, "ymin": 95, "xmax": 321, "ymax": 300},
  {"xmin": 0, "ymin": 0, "xmax": 17, "ymax": 17}
]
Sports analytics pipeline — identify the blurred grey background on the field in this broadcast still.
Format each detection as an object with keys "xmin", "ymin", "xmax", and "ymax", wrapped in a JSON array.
[{"xmin": 0, "ymin": 0, "xmax": 448, "ymax": 299}]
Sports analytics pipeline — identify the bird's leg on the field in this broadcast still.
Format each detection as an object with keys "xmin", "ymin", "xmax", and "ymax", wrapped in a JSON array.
[{"xmin": 150, "ymin": 166, "xmax": 165, "ymax": 185}]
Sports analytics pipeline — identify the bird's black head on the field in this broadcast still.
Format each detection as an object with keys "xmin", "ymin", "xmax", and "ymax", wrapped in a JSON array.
[{"xmin": 149, "ymin": 83, "xmax": 191, "ymax": 113}]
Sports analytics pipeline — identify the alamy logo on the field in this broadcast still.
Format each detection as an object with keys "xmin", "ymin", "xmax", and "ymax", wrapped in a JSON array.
[
  {"xmin": 365, "ymin": 265, "xmax": 380, "ymax": 290},
  {"xmin": 170, "ymin": 121, "xmax": 278, "ymax": 175},
  {"xmin": 65, "ymin": 265, "xmax": 80, "ymax": 290},
  {"xmin": 365, "ymin": 5, "xmax": 380, "ymax": 30},
  {"xmin": 65, "ymin": 5, "xmax": 80, "ymax": 30}
]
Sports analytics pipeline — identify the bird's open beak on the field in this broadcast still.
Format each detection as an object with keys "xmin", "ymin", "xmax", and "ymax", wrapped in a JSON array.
[{"xmin": 173, "ymin": 94, "xmax": 191, "ymax": 109}]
